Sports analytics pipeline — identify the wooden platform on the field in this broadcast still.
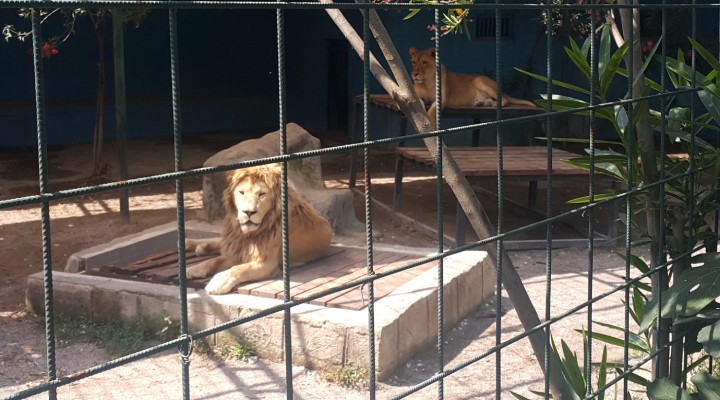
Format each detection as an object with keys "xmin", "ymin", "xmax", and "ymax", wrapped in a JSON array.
[
  {"xmin": 393, "ymin": 146, "xmax": 590, "ymax": 247},
  {"xmin": 85, "ymin": 245, "xmax": 436, "ymax": 311},
  {"xmin": 395, "ymin": 146, "xmax": 586, "ymax": 178}
]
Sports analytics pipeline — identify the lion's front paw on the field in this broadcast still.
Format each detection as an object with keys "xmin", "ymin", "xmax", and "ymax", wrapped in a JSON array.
[
  {"xmin": 186, "ymin": 264, "xmax": 210, "ymax": 279},
  {"xmin": 185, "ymin": 239, "xmax": 214, "ymax": 256},
  {"xmin": 204, "ymin": 270, "xmax": 239, "ymax": 295},
  {"xmin": 195, "ymin": 242, "xmax": 213, "ymax": 256}
]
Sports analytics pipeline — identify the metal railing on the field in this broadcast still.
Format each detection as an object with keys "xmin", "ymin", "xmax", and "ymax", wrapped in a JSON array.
[{"xmin": 1, "ymin": 0, "xmax": 718, "ymax": 399}]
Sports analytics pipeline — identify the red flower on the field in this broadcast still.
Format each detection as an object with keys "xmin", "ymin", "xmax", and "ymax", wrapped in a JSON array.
[
  {"xmin": 686, "ymin": 49, "xmax": 693, "ymax": 59},
  {"xmin": 41, "ymin": 42, "xmax": 59, "ymax": 58},
  {"xmin": 642, "ymin": 40, "xmax": 654, "ymax": 54}
]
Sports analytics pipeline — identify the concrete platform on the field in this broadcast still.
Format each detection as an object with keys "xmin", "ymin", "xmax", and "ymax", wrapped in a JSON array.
[{"xmin": 26, "ymin": 221, "xmax": 494, "ymax": 380}]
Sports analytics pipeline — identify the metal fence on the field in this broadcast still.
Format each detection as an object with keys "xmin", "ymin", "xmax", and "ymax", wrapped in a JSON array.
[{"xmin": 1, "ymin": 0, "xmax": 719, "ymax": 399}]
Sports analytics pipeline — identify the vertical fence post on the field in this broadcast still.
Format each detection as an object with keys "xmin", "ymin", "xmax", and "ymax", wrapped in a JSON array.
[
  {"xmin": 30, "ymin": 8, "xmax": 58, "ymax": 400},
  {"xmin": 543, "ymin": 0, "xmax": 555, "ymax": 397},
  {"xmin": 494, "ymin": 3, "xmax": 504, "ymax": 397},
  {"xmin": 167, "ymin": 7, "xmax": 191, "ymax": 399},
  {"xmin": 111, "ymin": 9, "xmax": 130, "ymax": 223},
  {"xmin": 360, "ymin": 2, "xmax": 377, "ymax": 397},
  {"xmin": 275, "ymin": 5, "xmax": 294, "ymax": 399},
  {"xmin": 433, "ymin": 7, "xmax": 444, "ymax": 399}
]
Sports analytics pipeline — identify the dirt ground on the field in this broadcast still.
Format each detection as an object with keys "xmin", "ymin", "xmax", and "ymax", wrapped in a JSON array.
[{"xmin": 0, "ymin": 134, "xmax": 640, "ymax": 399}]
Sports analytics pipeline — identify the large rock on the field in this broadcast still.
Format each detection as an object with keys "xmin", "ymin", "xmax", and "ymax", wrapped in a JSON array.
[{"xmin": 202, "ymin": 123, "xmax": 362, "ymax": 233}]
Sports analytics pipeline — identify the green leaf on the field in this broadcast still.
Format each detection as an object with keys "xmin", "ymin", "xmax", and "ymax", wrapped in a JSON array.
[
  {"xmin": 647, "ymin": 378, "xmax": 693, "ymax": 400},
  {"xmin": 559, "ymin": 339, "xmax": 586, "ymax": 396},
  {"xmin": 614, "ymin": 252, "xmax": 650, "ymax": 274},
  {"xmin": 600, "ymin": 41, "xmax": 630, "ymax": 97},
  {"xmin": 655, "ymin": 125, "xmax": 715, "ymax": 152},
  {"xmin": 536, "ymin": 137, "xmax": 622, "ymax": 146},
  {"xmin": 616, "ymin": 67, "xmax": 663, "ymax": 93},
  {"xmin": 535, "ymin": 95, "xmax": 616, "ymax": 122},
  {"xmin": 691, "ymin": 372, "xmax": 720, "ymax": 400},
  {"xmin": 697, "ymin": 88, "xmax": 720, "ymax": 126},
  {"xmin": 633, "ymin": 286, "xmax": 648, "ymax": 319},
  {"xmin": 615, "ymin": 105, "xmax": 629, "ymax": 135},
  {"xmin": 566, "ymin": 39, "xmax": 591, "ymax": 83},
  {"xmin": 663, "ymin": 56, "xmax": 720, "ymax": 98},
  {"xmin": 596, "ymin": 346, "xmax": 607, "ymax": 400},
  {"xmin": 514, "ymin": 67, "xmax": 591, "ymax": 96},
  {"xmin": 567, "ymin": 192, "xmax": 618, "ymax": 204},
  {"xmin": 689, "ymin": 37, "xmax": 720, "ymax": 74},
  {"xmin": 509, "ymin": 392, "xmax": 533, "ymax": 400},
  {"xmin": 580, "ymin": 322, "xmax": 651, "ymax": 354},
  {"xmin": 640, "ymin": 253, "xmax": 720, "ymax": 332},
  {"xmin": 633, "ymin": 36, "xmax": 663, "ymax": 90},
  {"xmin": 403, "ymin": 9, "xmax": 421, "ymax": 20},
  {"xmin": 697, "ymin": 320, "xmax": 720, "ymax": 357},
  {"xmin": 597, "ymin": 24, "xmax": 612, "ymax": 87},
  {"xmin": 618, "ymin": 369, "xmax": 650, "ymax": 387}
]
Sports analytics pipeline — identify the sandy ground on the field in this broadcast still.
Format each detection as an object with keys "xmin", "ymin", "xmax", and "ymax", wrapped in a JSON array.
[{"xmin": 0, "ymin": 135, "xmax": 643, "ymax": 399}]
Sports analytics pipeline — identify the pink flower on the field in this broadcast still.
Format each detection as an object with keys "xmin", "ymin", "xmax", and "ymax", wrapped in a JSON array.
[{"xmin": 686, "ymin": 49, "xmax": 693, "ymax": 58}]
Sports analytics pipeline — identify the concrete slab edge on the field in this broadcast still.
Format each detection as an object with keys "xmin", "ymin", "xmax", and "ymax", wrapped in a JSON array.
[{"xmin": 27, "ymin": 250, "xmax": 493, "ymax": 380}]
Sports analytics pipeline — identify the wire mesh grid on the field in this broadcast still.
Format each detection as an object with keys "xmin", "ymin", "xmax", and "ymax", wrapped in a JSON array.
[{"xmin": 0, "ymin": 1, "xmax": 719, "ymax": 399}]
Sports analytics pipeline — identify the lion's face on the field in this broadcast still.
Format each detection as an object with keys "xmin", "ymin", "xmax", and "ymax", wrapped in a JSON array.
[
  {"xmin": 409, "ymin": 47, "xmax": 436, "ymax": 85},
  {"xmin": 230, "ymin": 176, "xmax": 275, "ymax": 234}
]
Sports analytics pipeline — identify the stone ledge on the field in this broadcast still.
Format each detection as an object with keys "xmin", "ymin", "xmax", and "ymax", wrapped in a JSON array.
[{"xmin": 31, "ymin": 223, "xmax": 494, "ymax": 380}]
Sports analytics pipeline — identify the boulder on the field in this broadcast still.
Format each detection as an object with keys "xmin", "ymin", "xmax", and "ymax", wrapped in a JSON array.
[{"xmin": 202, "ymin": 123, "xmax": 362, "ymax": 233}]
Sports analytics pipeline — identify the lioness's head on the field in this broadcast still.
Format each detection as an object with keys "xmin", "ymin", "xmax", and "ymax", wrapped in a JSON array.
[
  {"xmin": 409, "ymin": 47, "xmax": 436, "ymax": 85},
  {"xmin": 224, "ymin": 164, "xmax": 281, "ymax": 234}
]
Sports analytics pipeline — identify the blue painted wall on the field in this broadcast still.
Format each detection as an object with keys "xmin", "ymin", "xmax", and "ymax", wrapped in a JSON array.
[{"xmin": 1, "ymin": 6, "xmax": 717, "ymax": 148}]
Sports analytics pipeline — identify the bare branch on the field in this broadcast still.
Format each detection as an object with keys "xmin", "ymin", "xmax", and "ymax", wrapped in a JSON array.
[{"xmin": 604, "ymin": 9, "xmax": 625, "ymax": 48}]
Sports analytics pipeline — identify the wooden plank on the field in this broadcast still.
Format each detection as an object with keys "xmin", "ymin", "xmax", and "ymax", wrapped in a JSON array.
[
  {"xmin": 236, "ymin": 248, "xmax": 378, "ymax": 298},
  {"xmin": 283, "ymin": 251, "xmax": 404, "ymax": 300},
  {"xmin": 395, "ymin": 146, "xmax": 587, "ymax": 178},
  {"xmin": 233, "ymin": 247, "xmax": 347, "ymax": 295},
  {"xmin": 306, "ymin": 254, "xmax": 418, "ymax": 306},
  {"xmin": 112, "ymin": 250, "xmax": 186, "ymax": 275},
  {"xmin": 290, "ymin": 253, "xmax": 410, "ymax": 301},
  {"xmin": 88, "ymin": 243, "xmax": 433, "ymax": 311},
  {"xmin": 322, "ymin": 260, "xmax": 437, "ymax": 309}
]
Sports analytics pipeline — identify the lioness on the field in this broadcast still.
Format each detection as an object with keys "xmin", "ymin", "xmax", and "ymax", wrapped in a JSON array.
[
  {"xmin": 409, "ymin": 47, "xmax": 537, "ymax": 125},
  {"xmin": 186, "ymin": 164, "xmax": 333, "ymax": 295}
]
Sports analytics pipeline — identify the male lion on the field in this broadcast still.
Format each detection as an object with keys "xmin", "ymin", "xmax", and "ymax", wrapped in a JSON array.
[
  {"xmin": 409, "ymin": 47, "xmax": 537, "ymax": 126},
  {"xmin": 186, "ymin": 164, "xmax": 333, "ymax": 295}
]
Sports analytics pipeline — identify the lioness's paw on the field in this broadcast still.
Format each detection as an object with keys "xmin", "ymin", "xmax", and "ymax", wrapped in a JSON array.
[{"xmin": 204, "ymin": 270, "xmax": 238, "ymax": 295}]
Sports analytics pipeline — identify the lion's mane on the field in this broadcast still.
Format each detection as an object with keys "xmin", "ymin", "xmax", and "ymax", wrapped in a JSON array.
[{"xmin": 220, "ymin": 164, "xmax": 326, "ymax": 264}]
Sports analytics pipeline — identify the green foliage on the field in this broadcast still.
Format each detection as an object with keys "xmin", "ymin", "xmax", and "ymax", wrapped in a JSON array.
[
  {"xmin": 332, "ymin": 365, "xmax": 369, "ymax": 389},
  {"xmin": 154, "ymin": 315, "xmax": 180, "ymax": 342},
  {"xmin": 640, "ymin": 253, "xmax": 720, "ymax": 333},
  {"xmin": 518, "ymin": 23, "xmax": 720, "ymax": 398},
  {"xmin": 648, "ymin": 373, "xmax": 720, "ymax": 400},
  {"xmin": 215, "ymin": 340, "xmax": 255, "ymax": 361},
  {"xmin": 511, "ymin": 331, "xmax": 617, "ymax": 399},
  {"xmin": 50, "ymin": 314, "xmax": 147, "ymax": 357},
  {"xmin": 404, "ymin": 0, "xmax": 474, "ymax": 38}
]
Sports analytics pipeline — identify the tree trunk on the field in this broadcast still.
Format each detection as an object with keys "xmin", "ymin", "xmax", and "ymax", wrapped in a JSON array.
[
  {"xmin": 323, "ymin": 5, "xmax": 574, "ymax": 398},
  {"xmin": 92, "ymin": 17, "xmax": 106, "ymax": 177},
  {"xmin": 616, "ymin": 1, "xmax": 668, "ymax": 379}
]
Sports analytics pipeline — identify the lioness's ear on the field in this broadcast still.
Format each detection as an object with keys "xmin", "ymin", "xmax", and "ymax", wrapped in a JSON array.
[
  {"xmin": 409, "ymin": 47, "xmax": 417, "ymax": 56},
  {"xmin": 428, "ymin": 48, "xmax": 435, "ymax": 58}
]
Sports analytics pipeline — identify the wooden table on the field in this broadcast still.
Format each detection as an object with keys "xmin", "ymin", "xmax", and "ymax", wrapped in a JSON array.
[
  {"xmin": 348, "ymin": 94, "xmax": 546, "ymax": 187},
  {"xmin": 393, "ymin": 146, "xmax": 590, "ymax": 247}
]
